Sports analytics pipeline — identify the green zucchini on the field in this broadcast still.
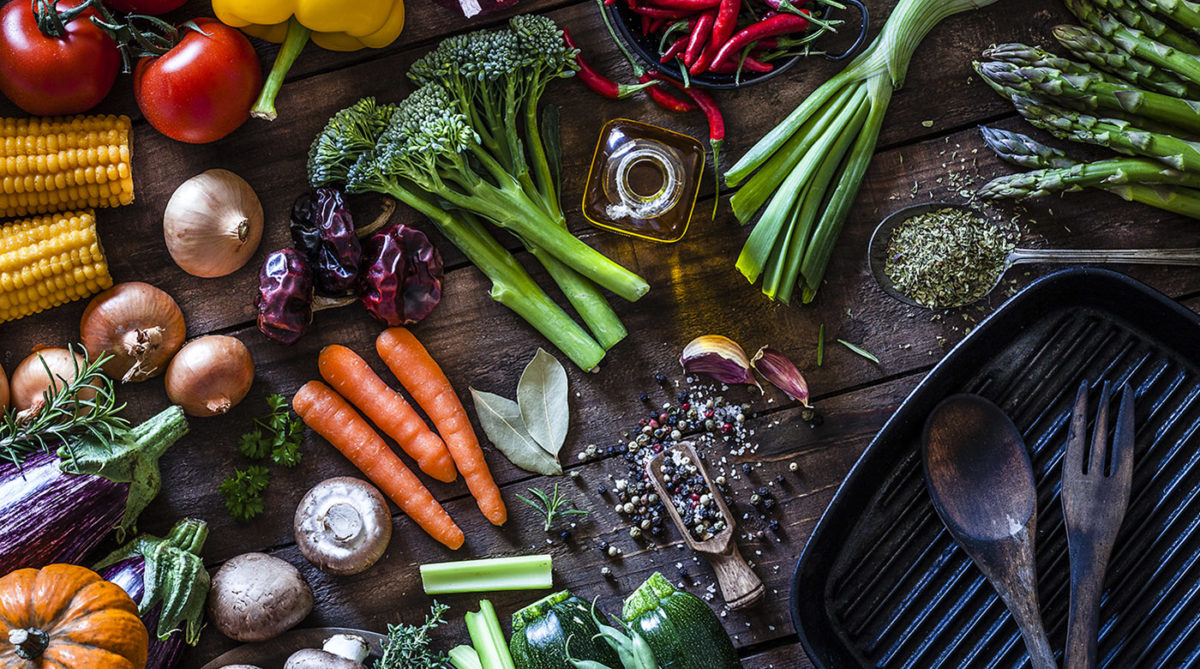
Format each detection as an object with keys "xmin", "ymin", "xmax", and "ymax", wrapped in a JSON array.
[
  {"xmin": 621, "ymin": 573, "xmax": 741, "ymax": 669},
  {"xmin": 510, "ymin": 591, "xmax": 622, "ymax": 669}
]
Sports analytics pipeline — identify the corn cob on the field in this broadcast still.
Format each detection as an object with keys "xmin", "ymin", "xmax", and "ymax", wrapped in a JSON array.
[
  {"xmin": 0, "ymin": 210, "xmax": 113, "ymax": 323},
  {"xmin": 0, "ymin": 115, "xmax": 134, "ymax": 219}
]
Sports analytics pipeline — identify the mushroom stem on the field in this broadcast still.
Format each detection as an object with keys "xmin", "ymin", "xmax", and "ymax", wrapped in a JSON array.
[
  {"xmin": 324, "ymin": 503, "xmax": 365, "ymax": 543},
  {"xmin": 324, "ymin": 634, "xmax": 370, "ymax": 663}
]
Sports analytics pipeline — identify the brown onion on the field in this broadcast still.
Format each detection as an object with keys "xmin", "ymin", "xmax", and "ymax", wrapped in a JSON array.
[
  {"xmin": 81, "ymin": 282, "xmax": 187, "ymax": 383},
  {"xmin": 10, "ymin": 348, "xmax": 96, "ymax": 417},
  {"xmin": 165, "ymin": 335, "xmax": 255, "ymax": 417},
  {"xmin": 164, "ymin": 169, "xmax": 264, "ymax": 278},
  {"xmin": 0, "ymin": 364, "xmax": 8, "ymax": 412}
]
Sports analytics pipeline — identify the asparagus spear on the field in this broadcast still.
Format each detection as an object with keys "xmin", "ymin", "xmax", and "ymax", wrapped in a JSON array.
[
  {"xmin": 1082, "ymin": 0, "xmax": 1200, "ymax": 54},
  {"xmin": 1062, "ymin": 0, "xmax": 1200, "ymax": 86},
  {"xmin": 1052, "ymin": 25, "xmax": 1200, "ymax": 97},
  {"xmin": 1136, "ymin": 0, "xmax": 1200, "ymax": 37},
  {"xmin": 1013, "ymin": 95, "xmax": 1200, "ymax": 171},
  {"xmin": 979, "ymin": 127, "xmax": 1200, "ymax": 217},
  {"xmin": 974, "ymin": 60, "xmax": 1200, "ymax": 133}
]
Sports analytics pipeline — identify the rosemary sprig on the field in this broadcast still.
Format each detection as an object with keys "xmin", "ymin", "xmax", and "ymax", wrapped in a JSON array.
[
  {"xmin": 0, "ymin": 347, "xmax": 128, "ymax": 467},
  {"xmin": 516, "ymin": 483, "xmax": 589, "ymax": 532}
]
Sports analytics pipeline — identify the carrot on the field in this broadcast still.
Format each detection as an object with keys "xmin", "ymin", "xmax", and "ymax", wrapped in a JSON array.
[
  {"xmin": 319, "ymin": 345, "xmax": 457, "ymax": 483},
  {"xmin": 292, "ymin": 380, "xmax": 465, "ymax": 550},
  {"xmin": 376, "ymin": 327, "xmax": 507, "ymax": 526}
]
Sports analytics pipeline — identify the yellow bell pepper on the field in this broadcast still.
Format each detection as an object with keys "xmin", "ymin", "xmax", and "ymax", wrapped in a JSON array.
[{"xmin": 212, "ymin": 0, "xmax": 405, "ymax": 120}]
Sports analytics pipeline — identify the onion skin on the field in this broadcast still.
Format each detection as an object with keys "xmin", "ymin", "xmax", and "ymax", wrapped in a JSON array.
[
  {"xmin": 164, "ymin": 169, "xmax": 264, "ymax": 278},
  {"xmin": 81, "ymin": 282, "xmax": 187, "ymax": 383},
  {"xmin": 11, "ymin": 348, "xmax": 97, "ymax": 416},
  {"xmin": 165, "ymin": 336, "xmax": 255, "ymax": 417},
  {"xmin": 0, "ymin": 365, "xmax": 8, "ymax": 412}
]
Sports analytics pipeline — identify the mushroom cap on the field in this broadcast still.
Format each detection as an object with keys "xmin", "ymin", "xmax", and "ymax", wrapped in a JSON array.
[
  {"xmin": 294, "ymin": 477, "xmax": 392, "ymax": 575},
  {"xmin": 285, "ymin": 649, "xmax": 364, "ymax": 669},
  {"xmin": 206, "ymin": 552, "xmax": 314, "ymax": 642}
]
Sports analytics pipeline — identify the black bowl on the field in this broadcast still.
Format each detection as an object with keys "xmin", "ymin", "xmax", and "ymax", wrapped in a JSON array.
[{"xmin": 603, "ymin": 0, "xmax": 869, "ymax": 90}]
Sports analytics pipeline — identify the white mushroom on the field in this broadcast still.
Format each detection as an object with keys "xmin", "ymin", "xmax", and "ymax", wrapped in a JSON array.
[
  {"xmin": 206, "ymin": 553, "xmax": 314, "ymax": 642},
  {"xmin": 294, "ymin": 477, "xmax": 392, "ymax": 575},
  {"xmin": 284, "ymin": 633, "xmax": 370, "ymax": 669}
]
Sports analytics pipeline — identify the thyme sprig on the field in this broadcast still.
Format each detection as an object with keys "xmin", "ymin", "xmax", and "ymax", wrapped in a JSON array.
[
  {"xmin": 374, "ymin": 601, "xmax": 452, "ymax": 669},
  {"xmin": 517, "ymin": 483, "xmax": 590, "ymax": 532},
  {"xmin": 0, "ymin": 348, "xmax": 127, "ymax": 467}
]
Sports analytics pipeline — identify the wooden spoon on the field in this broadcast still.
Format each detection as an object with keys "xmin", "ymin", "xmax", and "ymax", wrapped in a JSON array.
[
  {"xmin": 922, "ymin": 394, "xmax": 1057, "ymax": 669},
  {"xmin": 645, "ymin": 442, "xmax": 764, "ymax": 609}
]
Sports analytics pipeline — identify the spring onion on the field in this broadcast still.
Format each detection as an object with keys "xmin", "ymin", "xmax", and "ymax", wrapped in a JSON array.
[
  {"xmin": 420, "ymin": 555, "xmax": 554, "ymax": 594},
  {"xmin": 725, "ymin": 0, "xmax": 1002, "ymax": 304}
]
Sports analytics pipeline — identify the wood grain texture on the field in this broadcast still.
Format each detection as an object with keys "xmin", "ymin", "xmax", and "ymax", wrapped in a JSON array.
[{"xmin": 0, "ymin": 0, "xmax": 1199, "ymax": 666}]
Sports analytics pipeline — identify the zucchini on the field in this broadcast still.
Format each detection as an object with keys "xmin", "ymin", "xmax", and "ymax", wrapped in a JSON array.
[
  {"xmin": 621, "ymin": 573, "xmax": 740, "ymax": 669},
  {"xmin": 510, "ymin": 591, "xmax": 621, "ymax": 669}
]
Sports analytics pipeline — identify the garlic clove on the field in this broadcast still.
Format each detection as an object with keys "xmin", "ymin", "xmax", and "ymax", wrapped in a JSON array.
[
  {"xmin": 751, "ymin": 346, "xmax": 811, "ymax": 407},
  {"xmin": 680, "ymin": 335, "xmax": 761, "ymax": 391}
]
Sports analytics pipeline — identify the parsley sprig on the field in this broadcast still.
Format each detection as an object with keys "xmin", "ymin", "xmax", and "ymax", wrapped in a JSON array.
[
  {"xmin": 218, "ymin": 465, "xmax": 271, "ymax": 523},
  {"xmin": 238, "ymin": 394, "xmax": 304, "ymax": 466},
  {"xmin": 220, "ymin": 394, "xmax": 305, "ymax": 522}
]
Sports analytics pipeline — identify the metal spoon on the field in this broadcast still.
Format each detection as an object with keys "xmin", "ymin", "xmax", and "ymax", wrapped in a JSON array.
[
  {"xmin": 868, "ymin": 202, "xmax": 1200, "ymax": 308},
  {"xmin": 922, "ymin": 394, "xmax": 1058, "ymax": 669}
]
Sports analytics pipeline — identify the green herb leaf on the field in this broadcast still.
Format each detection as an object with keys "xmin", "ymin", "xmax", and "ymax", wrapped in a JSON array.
[
  {"xmin": 838, "ymin": 339, "xmax": 879, "ymax": 364},
  {"xmin": 517, "ymin": 348, "xmax": 569, "ymax": 460},
  {"xmin": 219, "ymin": 465, "xmax": 271, "ymax": 522},
  {"xmin": 817, "ymin": 324, "xmax": 825, "ymax": 367},
  {"xmin": 516, "ymin": 483, "xmax": 588, "ymax": 531},
  {"xmin": 471, "ymin": 388, "xmax": 562, "ymax": 476},
  {"xmin": 238, "ymin": 428, "xmax": 270, "ymax": 460},
  {"xmin": 375, "ymin": 602, "xmax": 453, "ymax": 669},
  {"xmin": 271, "ymin": 437, "xmax": 302, "ymax": 467}
]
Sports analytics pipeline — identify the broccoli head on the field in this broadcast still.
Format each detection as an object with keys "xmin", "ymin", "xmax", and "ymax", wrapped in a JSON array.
[{"xmin": 307, "ymin": 97, "xmax": 396, "ymax": 187}]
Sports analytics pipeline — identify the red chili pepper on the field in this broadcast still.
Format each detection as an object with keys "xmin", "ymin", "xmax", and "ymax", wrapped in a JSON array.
[
  {"xmin": 660, "ymin": 35, "xmax": 689, "ymax": 62},
  {"xmin": 641, "ymin": 14, "xmax": 652, "ymax": 34},
  {"xmin": 711, "ymin": 13, "xmax": 808, "ymax": 67},
  {"xmin": 684, "ymin": 11, "xmax": 716, "ymax": 67},
  {"xmin": 761, "ymin": 0, "xmax": 810, "ymax": 14},
  {"xmin": 638, "ymin": 73, "xmax": 698, "ymax": 112},
  {"xmin": 708, "ymin": 56, "xmax": 774, "ymax": 73},
  {"xmin": 692, "ymin": 0, "xmax": 739, "ymax": 74},
  {"xmin": 641, "ymin": 0, "xmax": 720, "ymax": 10},
  {"xmin": 648, "ymin": 17, "xmax": 666, "ymax": 32},
  {"xmin": 564, "ymin": 29, "xmax": 655, "ymax": 99},
  {"xmin": 627, "ymin": 4, "xmax": 694, "ymax": 18}
]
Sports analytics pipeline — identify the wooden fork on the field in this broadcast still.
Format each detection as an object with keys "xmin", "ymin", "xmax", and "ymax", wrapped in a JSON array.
[{"xmin": 1062, "ymin": 380, "xmax": 1135, "ymax": 669}]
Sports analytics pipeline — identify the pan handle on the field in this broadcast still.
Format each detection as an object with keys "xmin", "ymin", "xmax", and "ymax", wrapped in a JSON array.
[{"xmin": 824, "ymin": 0, "xmax": 870, "ymax": 62}]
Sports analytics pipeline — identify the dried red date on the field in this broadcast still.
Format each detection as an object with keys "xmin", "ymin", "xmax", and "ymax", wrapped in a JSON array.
[
  {"xmin": 360, "ymin": 223, "xmax": 444, "ymax": 326},
  {"xmin": 255, "ymin": 249, "xmax": 314, "ymax": 344},
  {"xmin": 290, "ymin": 188, "xmax": 361, "ymax": 295}
]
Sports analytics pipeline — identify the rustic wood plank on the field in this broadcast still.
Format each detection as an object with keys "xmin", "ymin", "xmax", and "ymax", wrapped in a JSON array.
[{"xmin": 743, "ymin": 643, "xmax": 817, "ymax": 669}]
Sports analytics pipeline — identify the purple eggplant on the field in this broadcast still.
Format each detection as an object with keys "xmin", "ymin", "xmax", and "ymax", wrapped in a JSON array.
[
  {"xmin": 0, "ymin": 405, "xmax": 189, "ymax": 574},
  {"xmin": 96, "ymin": 519, "xmax": 210, "ymax": 669}
]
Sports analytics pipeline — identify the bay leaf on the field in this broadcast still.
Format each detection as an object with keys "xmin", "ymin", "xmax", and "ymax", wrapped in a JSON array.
[
  {"xmin": 517, "ymin": 348, "xmax": 570, "ymax": 458},
  {"xmin": 471, "ymin": 388, "xmax": 562, "ymax": 476}
]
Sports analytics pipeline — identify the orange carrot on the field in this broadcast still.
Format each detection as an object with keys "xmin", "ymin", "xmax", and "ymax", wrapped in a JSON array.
[
  {"xmin": 376, "ymin": 327, "xmax": 507, "ymax": 526},
  {"xmin": 292, "ymin": 380, "xmax": 465, "ymax": 550},
  {"xmin": 319, "ymin": 345, "xmax": 457, "ymax": 483}
]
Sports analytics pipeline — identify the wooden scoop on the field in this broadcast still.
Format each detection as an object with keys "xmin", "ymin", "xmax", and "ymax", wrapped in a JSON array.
[{"xmin": 645, "ymin": 442, "xmax": 764, "ymax": 609}]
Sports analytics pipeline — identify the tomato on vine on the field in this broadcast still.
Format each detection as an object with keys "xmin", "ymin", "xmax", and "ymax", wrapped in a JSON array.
[{"xmin": 0, "ymin": 0, "xmax": 121, "ymax": 115}]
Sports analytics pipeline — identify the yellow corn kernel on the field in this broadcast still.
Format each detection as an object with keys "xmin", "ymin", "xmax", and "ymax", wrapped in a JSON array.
[
  {"xmin": 0, "ymin": 210, "xmax": 112, "ymax": 323},
  {"xmin": 0, "ymin": 115, "xmax": 135, "ymax": 219}
]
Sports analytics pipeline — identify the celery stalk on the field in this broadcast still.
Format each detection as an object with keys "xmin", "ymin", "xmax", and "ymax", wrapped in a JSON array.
[
  {"xmin": 466, "ymin": 600, "xmax": 516, "ymax": 669},
  {"xmin": 420, "ymin": 555, "xmax": 553, "ymax": 594},
  {"xmin": 450, "ymin": 645, "xmax": 484, "ymax": 669}
]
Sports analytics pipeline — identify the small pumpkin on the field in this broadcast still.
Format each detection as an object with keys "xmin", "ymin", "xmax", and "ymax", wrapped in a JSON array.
[{"xmin": 0, "ymin": 563, "xmax": 149, "ymax": 669}]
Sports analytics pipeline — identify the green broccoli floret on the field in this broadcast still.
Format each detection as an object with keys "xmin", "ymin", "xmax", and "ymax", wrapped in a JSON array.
[{"xmin": 307, "ymin": 97, "xmax": 395, "ymax": 187}]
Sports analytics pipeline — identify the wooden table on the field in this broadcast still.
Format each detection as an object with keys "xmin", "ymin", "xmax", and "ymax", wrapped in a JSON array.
[{"xmin": 3, "ymin": 0, "xmax": 1200, "ymax": 666}]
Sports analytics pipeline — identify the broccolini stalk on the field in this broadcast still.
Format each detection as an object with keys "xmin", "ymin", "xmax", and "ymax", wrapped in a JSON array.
[
  {"xmin": 974, "ymin": 60, "xmax": 1200, "ymax": 134},
  {"xmin": 979, "ymin": 127, "xmax": 1200, "ymax": 218},
  {"xmin": 309, "ymin": 99, "xmax": 606, "ymax": 371},
  {"xmin": 407, "ymin": 16, "xmax": 631, "ymax": 349},
  {"xmin": 1052, "ymin": 25, "xmax": 1200, "ymax": 98}
]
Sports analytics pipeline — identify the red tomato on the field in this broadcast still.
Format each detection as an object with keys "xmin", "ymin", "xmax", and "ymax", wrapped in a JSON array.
[
  {"xmin": 134, "ymin": 18, "xmax": 263, "ymax": 144},
  {"xmin": 104, "ymin": 0, "xmax": 187, "ymax": 13},
  {"xmin": 0, "ymin": 0, "xmax": 121, "ymax": 115}
]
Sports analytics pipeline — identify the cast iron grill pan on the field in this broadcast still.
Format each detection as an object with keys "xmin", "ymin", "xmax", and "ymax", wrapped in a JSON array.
[{"xmin": 791, "ymin": 268, "xmax": 1200, "ymax": 668}]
